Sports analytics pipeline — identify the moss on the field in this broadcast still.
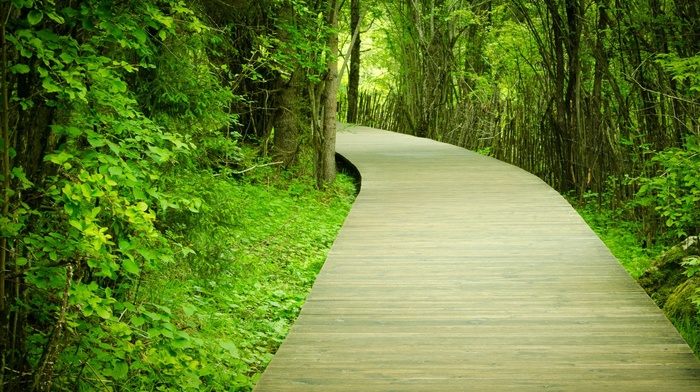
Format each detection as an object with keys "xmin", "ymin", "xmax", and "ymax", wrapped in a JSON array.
[
  {"xmin": 637, "ymin": 236, "xmax": 700, "ymax": 359},
  {"xmin": 637, "ymin": 236, "xmax": 699, "ymax": 308},
  {"xmin": 664, "ymin": 279, "xmax": 700, "ymax": 320}
]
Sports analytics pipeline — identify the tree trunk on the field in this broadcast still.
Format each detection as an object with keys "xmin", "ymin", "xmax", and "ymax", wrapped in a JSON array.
[
  {"xmin": 273, "ymin": 69, "xmax": 300, "ymax": 168},
  {"xmin": 1, "ymin": 9, "xmax": 10, "ymax": 389},
  {"xmin": 346, "ymin": 0, "xmax": 361, "ymax": 123},
  {"xmin": 316, "ymin": 0, "xmax": 338, "ymax": 189},
  {"xmin": 542, "ymin": 0, "xmax": 582, "ymax": 193},
  {"xmin": 271, "ymin": 3, "xmax": 300, "ymax": 167}
]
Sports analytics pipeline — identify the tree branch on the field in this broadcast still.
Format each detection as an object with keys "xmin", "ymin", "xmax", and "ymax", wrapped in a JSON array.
[{"xmin": 224, "ymin": 161, "xmax": 284, "ymax": 176}]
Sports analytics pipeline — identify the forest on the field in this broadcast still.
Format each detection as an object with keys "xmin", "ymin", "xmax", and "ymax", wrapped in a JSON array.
[{"xmin": 0, "ymin": 0, "xmax": 699, "ymax": 390}]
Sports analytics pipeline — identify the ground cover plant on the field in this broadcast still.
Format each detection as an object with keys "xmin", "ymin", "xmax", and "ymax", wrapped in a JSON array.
[{"xmin": 141, "ymin": 166, "xmax": 356, "ymax": 391}]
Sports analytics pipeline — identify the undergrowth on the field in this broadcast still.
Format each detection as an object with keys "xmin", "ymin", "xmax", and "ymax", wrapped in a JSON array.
[
  {"xmin": 571, "ymin": 192, "xmax": 665, "ymax": 279},
  {"xmin": 144, "ymin": 167, "xmax": 356, "ymax": 390}
]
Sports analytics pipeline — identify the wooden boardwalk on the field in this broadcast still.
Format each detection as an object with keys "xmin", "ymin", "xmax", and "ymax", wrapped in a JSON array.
[{"xmin": 254, "ymin": 126, "xmax": 700, "ymax": 391}]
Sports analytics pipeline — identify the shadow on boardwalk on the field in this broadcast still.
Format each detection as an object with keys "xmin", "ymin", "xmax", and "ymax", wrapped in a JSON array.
[{"xmin": 255, "ymin": 126, "xmax": 700, "ymax": 391}]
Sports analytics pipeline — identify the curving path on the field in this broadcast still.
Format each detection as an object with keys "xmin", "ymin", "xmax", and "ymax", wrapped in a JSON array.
[{"xmin": 254, "ymin": 126, "xmax": 700, "ymax": 391}]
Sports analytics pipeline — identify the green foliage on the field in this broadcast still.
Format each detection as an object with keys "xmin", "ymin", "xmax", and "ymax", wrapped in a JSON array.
[
  {"xmin": 683, "ymin": 256, "xmax": 700, "ymax": 279},
  {"xmin": 681, "ymin": 256, "xmax": 700, "ymax": 327},
  {"xmin": 1, "ymin": 0, "xmax": 351, "ymax": 389},
  {"xmin": 664, "ymin": 277, "xmax": 700, "ymax": 359},
  {"xmin": 148, "ymin": 170, "xmax": 356, "ymax": 390},
  {"xmin": 631, "ymin": 137, "xmax": 700, "ymax": 240},
  {"xmin": 269, "ymin": 3, "xmax": 332, "ymax": 83},
  {"xmin": 476, "ymin": 146, "xmax": 491, "ymax": 156},
  {"xmin": 219, "ymin": 0, "xmax": 340, "ymax": 139},
  {"xmin": 656, "ymin": 53, "xmax": 700, "ymax": 98},
  {"xmin": 135, "ymin": 27, "xmax": 238, "ymax": 131},
  {"xmin": 0, "ymin": 0, "xmax": 247, "ymax": 390}
]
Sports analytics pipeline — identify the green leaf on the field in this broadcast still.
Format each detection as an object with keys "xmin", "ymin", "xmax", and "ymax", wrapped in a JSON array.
[
  {"xmin": 95, "ymin": 306, "xmax": 111, "ymax": 319},
  {"xmin": 637, "ymin": 184, "xmax": 648, "ymax": 196},
  {"xmin": 133, "ymin": 188, "xmax": 147, "ymax": 200},
  {"xmin": 154, "ymin": 304, "xmax": 172, "ymax": 315},
  {"xmin": 46, "ymin": 10, "xmax": 65, "ymax": 24},
  {"xmin": 27, "ymin": 10, "xmax": 43, "ymax": 25},
  {"xmin": 133, "ymin": 29, "xmax": 148, "ymax": 44},
  {"xmin": 182, "ymin": 304, "xmax": 197, "ymax": 317},
  {"xmin": 111, "ymin": 360, "xmax": 129, "ymax": 379},
  {"xmin": 220, "ymin": 340, "xmax": 240, "ymax": 358},
  {"xmin": 42, "ymin": 77, "xmax": 62, "ymax": 93},
  {"xmin": 122, "ymin": 257, "xmax": 140, "ymax": 275},
  {"xmin": 82, "ymin": 18, "xmax": 95, "ymax": 31},
  {"xmin": 82, "ymin": 305, "xmax": 94, "ymax": 317},
  {"xmin": 59, "ymin": 52, "xmax": 75, "ymax": 63},
  {"xmin": 106, "ymin": 141, "xmax": 122, "ymax": 154},
  {"xmin": 10, "ymin": 64, "xmax": 30, "ymax": 74},
  {"xmin": 108, "ymin": 166, "xmax": 123, "ymax": 177},
  {"xmin": 109, "ymin": 79, "xmax": 127, "ymax": 93},
  {"xmin": 118, "ymin": 238, "xmax": 131, "ymax": 252},
  {"xmin": 11, "ymin": 0, "xmax": 34, "ymax": 9},
  {"xmin": 87, "ymin": 137, "xmax": 106, "ymax": 147},
  {"xmin": 171, "ymin": 338, "xmax": 192, "ymax": 349},
  {"xmin": 148, "ymin": 328, "xmax": 161, "ymax": 338},
  {"xmin": 131, "ymin": 316, "xmax": 146, "ymax": 327}
]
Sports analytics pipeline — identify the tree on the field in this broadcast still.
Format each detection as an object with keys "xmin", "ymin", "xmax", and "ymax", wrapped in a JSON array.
[
  {"xmin": 316, "ymin": 0, "xmax": 339, "ymax": 188},
  {"xmin": 272, "ymin": 2, "xmax": 302, "ymax": 168},
  {"xmin": 346, "ymin": 0, "xmax": 361, "ymax": 123}
]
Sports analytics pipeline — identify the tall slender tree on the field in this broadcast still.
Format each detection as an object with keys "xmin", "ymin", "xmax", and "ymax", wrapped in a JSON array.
[
  {"xmin": 316, "ymin": 0, "xmax": 339, "ymax": 188},
  {"xmin": 347, "ymin": 0, "xmax": 361, "ymax": 123}
]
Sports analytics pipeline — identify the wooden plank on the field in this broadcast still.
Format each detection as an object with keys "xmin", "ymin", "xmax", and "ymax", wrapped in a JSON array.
[{"xmin": 254, "ymin": 126, "xmax": 700, "ymax": 391}]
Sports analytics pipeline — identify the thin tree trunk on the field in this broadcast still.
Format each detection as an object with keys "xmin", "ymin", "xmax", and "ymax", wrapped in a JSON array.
[
  {"xmin": 347, "ymin": 0, "xmax": 361, "ymax": 123},
  {"xmin": 0, "ymin": 5, "xmax": 10, "ymax": 389},
  {"xmin": 0, "ymin": 0, "xmax": 10, "ymax": 315},
  {"xmin": 317, "ymin": 0, "xmax": 338, "ymax": 189}
]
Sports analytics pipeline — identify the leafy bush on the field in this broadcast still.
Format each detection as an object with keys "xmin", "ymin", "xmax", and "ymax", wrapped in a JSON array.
[
  {"xmin": 0, "ymin": 1, "xmax": 243, "ymax": 390},
  {"xmin": 632, "ymin": 137, "xmax": 700, "ymax": 240}
]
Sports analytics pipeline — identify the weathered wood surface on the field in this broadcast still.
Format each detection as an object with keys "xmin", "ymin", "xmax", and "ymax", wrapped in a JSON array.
[{"xmin": 254, "ymin": 126, "xmax": 700, "ymax": 391}]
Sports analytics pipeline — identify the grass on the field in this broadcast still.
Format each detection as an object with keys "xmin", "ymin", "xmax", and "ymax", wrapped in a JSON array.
[
  {"xmin": 673, "ymin": 317, "xmax": 700, "ymax": 356},
  {"xmin": 141, "ymin": 166, "xmax": 356, "ymax": 390}
]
